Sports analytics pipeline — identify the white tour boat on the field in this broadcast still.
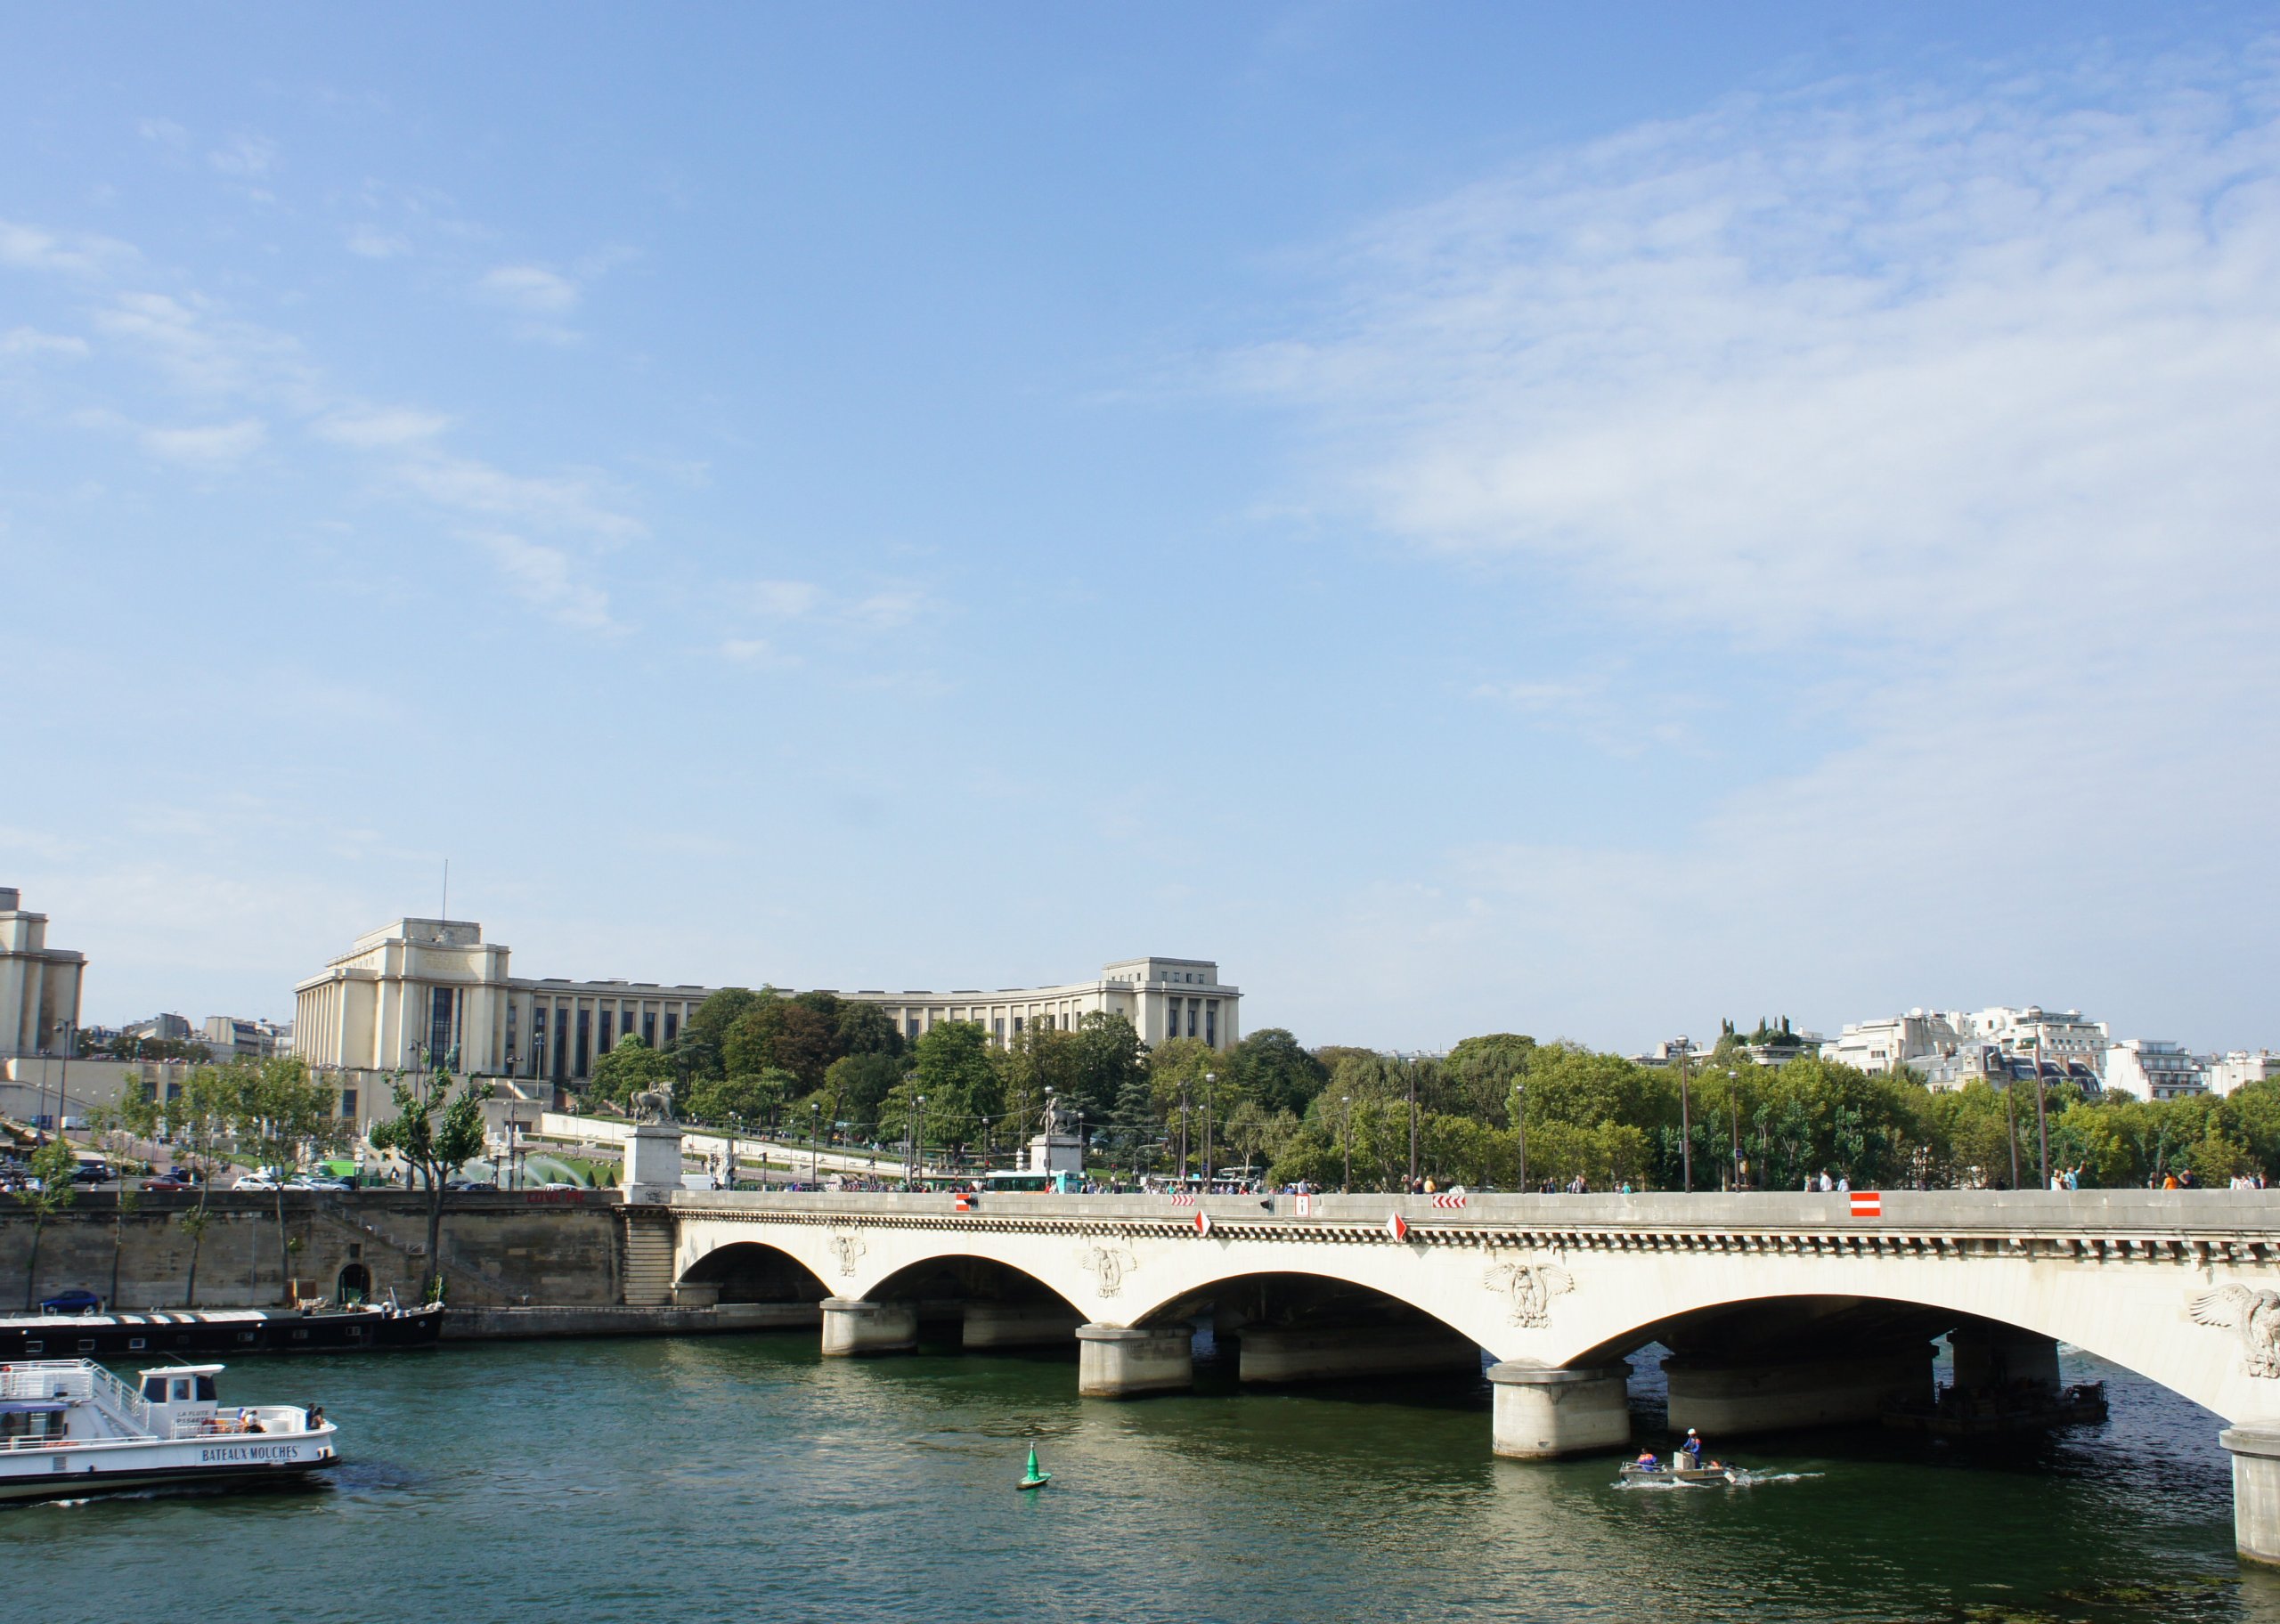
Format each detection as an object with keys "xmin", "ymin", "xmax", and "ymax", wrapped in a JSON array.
[{"xmin": 0, "ymin": 1359, "xmax": 340, "ymax": 1504}]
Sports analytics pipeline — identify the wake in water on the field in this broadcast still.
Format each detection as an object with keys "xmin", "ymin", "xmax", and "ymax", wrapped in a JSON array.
[{"xmin": 1613, "ymin": 1470, "xmax": 1826, "ymax": 1490}]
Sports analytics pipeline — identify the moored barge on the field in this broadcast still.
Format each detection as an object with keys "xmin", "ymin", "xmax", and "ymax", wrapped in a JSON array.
[{"xmin": 0, "ymin": 1302, "xmax": 442, "ymax": 1361}]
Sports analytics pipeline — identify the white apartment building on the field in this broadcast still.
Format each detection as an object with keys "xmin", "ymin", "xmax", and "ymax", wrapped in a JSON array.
[
  {"xmin": 1823, "ymin": 1004, "xmax": 2111, "ymax": 1078},
  {"xmin": 293, "ymin": 916, "xmax": 1239, "ymax": 1088},
  {"xmin": 2203, "ymin": 1051, "xmax": 2279, "ymax": 1098},
  {"xmin": 2104, "ymin": 1038, "xmax": 2206, "ymax": 1100},
  {"xmin": 200, "ymin": 1015, "xmax": 289, "ymax": 1061},
  {"xmin": 0, "ymin": 887, "xmax": 86, "ymax": 1059}
]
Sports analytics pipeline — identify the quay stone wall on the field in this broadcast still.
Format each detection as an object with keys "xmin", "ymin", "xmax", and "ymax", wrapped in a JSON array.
[{"xmin": 0, "ymin": 1190, "xmax": 624, "ymax": 1311}]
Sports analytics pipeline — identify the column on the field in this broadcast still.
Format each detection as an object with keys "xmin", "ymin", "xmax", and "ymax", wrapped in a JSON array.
[
  {"xmin": 963, "ymin": 1303, "xmax": 1085, "ymax": 1350},
  {"xmin": 1488, "ymin": 1361, "xmax": 1633, "ymax": 1458},
  {"xmin": 820, "ymin": 1296, "xmax": 918, "ymax": 1356},
  {"xmin": 1239, "ymin": 1325, "xmax": 1482, "ymax": 1384},
  {"xmin": 1664, "ymin": 1344, "xmax": 1933, "ymax": 1437},
  {"xmin": 1077, "ymin": 1324, "xmax": 1194, "ymax": 1396},
  {"xmin": 2222, "ymin": 1426, "xmax": 2280, "ymax": 1565}
]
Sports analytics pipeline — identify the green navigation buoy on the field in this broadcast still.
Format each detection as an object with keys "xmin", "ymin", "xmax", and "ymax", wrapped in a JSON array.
[{"xmin": 1018, "ymin": 1444, "xmax": 1051, "ymax": 1490}]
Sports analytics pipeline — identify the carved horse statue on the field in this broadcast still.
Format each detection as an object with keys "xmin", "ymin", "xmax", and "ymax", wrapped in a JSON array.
[{"xmin": 631, "ymin": 1078, "xmax": 677, "ymax": 1125}]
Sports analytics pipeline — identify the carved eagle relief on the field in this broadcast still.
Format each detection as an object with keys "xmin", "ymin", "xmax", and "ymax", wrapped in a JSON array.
[
  {"xmin": 1076, "ymin": 1242, "xmax": 1136, "ymax": 1297},
  {"xmin": 2188, "ymin": 1284, "xmax": 2280, "ymax": 1378},
  {"xmin": 1485, "ymin": 1261, "xmax": 1575, "ymax": 1328}
]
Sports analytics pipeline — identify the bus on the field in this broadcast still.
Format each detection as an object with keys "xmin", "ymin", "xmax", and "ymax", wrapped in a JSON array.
[{"xmin": 981, "ymin": 1169, "xmax": 1082, "ymax": 1194}]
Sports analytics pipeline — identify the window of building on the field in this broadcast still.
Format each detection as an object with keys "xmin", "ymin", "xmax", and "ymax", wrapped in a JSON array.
[
  {"xmin": 428, "ymin": 985, "xmax": 455, "ymax": 1063},
  {"xmin": 553, "ymin": 1008, "xmax": 569, "ymax": 1081},
  {"xmin": 339, "ymin": 1089, "xmax": 357, "ymax": 1118},
  {"xmin": 908, "ymin": 1017, "xmax": 922, "ymax": 1039},
  {"xmin": 664, "ymin": 1011, "xmax": 680, "ymax": 1046},
  {"xmin": 993, "ymin": 1018, "xmax": 1005, "ymax": 1042},
  {"xmin": 1013, "ymin": 1016, "xmax": 1024, "ymax": 1036},
  {"xmin": 575, "ymin": 1009, "xmax": 591, "ymax": 1076},
  {"xmin": 1206, "ymin": 1003, "xmax": 1217, "ymax": 1047},
  {"xmin": 643, "ymin": 1012, "xmax": 656, "ymax": 1047},
  {"xmin": 598, "ymin": 1010, "xmax": 614, "ymax": 1056}
]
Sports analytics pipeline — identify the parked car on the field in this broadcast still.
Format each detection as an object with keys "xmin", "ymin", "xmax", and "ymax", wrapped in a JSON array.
[
  {"xmin": 39, "ymin": 1288, "xmax": 103, "ymax": 1315},
  {"xmin": 539, "ymin": 1181, "xmax": 580, "ymax": 1191},
  {"xmin": 285, "ymin": 1174, "xmax": 353, "ymax": 1191},
  {"xmin": 233, "ymin": 1171, "xmax": 280, "ymax": 1191},
  {"xmin": 444, "ymin": 1179, "xmax": 499, "ymax": 1193},
  {"xmin": 142, "ymin": 1174, "xmax": 195, "ymax": 1192},
  {"xmin": 69, "ymin": 1161, "xmax": 113, "ymax": 1184}
]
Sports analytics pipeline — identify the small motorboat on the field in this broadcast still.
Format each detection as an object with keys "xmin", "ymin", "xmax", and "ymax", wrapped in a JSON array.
[
  {"xmin": 1017, "ymin": 1444, "xmax": 1050, "ymax": 1490},
  {"xmin": 0, "ymin": 1359, "xmax": 339, "ymax": 1504},
  {"xmin": 1619, "ymin": 1457, "xmax": 1745, "ymax": 1486}
]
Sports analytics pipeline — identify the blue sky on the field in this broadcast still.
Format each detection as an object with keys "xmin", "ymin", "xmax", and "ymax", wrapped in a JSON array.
[{"xmin": 4, "ymin": 4, "xmax": 2277, "ymax": 1053}]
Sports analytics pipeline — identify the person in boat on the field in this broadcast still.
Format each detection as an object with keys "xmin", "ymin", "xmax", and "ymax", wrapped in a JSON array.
[
  {"xmin": 1634, "ymin": 1449, "xmax": 1660, "ymax": 1469},
  {"xmin": 1679, "ymin": 1428, "xmax": 1705, "ymax": 1466}
]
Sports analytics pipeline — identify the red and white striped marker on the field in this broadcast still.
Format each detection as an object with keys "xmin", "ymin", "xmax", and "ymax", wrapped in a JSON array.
[
  {"xmin": 1385, "ymin": 1213, "xmax": 1410, "ymax": 1242},
  {"xmin": 1849, "ymin": 1190, "xmax": 1882, "ymax": 1218},
  {"xmin": 1293, "ymin": 1193, "xmax": 1315, "ymax": 1217},
  {"xmin": 1431, "ymin": 1193, "xmax": 1468, "ymax": 1210},
  {"xmin": 1194, "ymin": 1210, "xmax": 1213, "ymax": 1237},
  {"xmin": 954, "ymin": 1192, "xmax": 973, "ymax": 1213},
  {"xmin": 1168, "ymin": 1192, "xmax": 1197, "ymax": 1206}
]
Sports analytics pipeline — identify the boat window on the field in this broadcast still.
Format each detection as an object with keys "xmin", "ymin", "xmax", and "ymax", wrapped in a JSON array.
[
  {"xmin": 194, "ymin": 1376, "xmax": 216, "ymax": 1401},
  {"xmin": 171, "ymin": 1379, "xmax": 192, "ymax": 1402},
  {"xmin": 127, "ymin": 1337, "xmax": 146, "ymax": 1351},
  {"xmin": 142, "ymin": 1376, "xmax": 167, "ymax": 1402}
]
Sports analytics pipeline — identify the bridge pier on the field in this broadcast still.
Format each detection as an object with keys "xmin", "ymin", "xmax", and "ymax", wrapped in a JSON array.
[
  {"xmin": 1949, "ymin": 1322, "xmax": 2062, "ymax": 1393},
  {"xmin": 1488, "ymin": 1361, "xmax": 1632, "ymax": 1458},
  {"xmin": 1664, "ymin": 1344, "xmax": 1933, "ymax": 1437},
  {"xmin": 1077, "ymin": 1324, "xmax": 1194, "ymax": 1397},
  {"xmin": 961, "ymin": 1303, "xmax": 1084, "ymax": 1350},
  {"xmin": 2222, "ymin": 1427, "xmax": 2280, "ymax": 1566},
  {"xmin": 819, "ymin": 1296, "xmax": 917, "ymax": 1357},
  {"xmin": 1239, "ymin": 1325, "xmax": 1482, "ymax": 1384}
]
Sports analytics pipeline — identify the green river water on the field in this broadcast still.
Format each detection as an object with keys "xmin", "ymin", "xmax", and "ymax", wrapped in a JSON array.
[{"xmin": 10, "ymin": 1334, "xmax": 2279, "ymax": 1624}]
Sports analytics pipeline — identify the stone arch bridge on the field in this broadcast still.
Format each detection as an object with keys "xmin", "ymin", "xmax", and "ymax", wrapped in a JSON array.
[{"xmin": 659, "ymin": 1188, "xmax": 2280, "ymax": 1562}]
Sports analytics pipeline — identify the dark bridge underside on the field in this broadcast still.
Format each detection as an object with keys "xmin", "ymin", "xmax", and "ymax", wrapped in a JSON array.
[
  {"xmin": 678, "ymin": 1242, "xmax": 829, "ymax": 1304},
  {"xmin": 1577, "ymin": 1295, "xmax": 2054, "ymax": 1371},
  {"xmin": 865, "ymin": 1256, "xmax": 1085, "ymax": 1318},
  {"xmin": 1143, "ymin": 1271, "xmax": 1467, "ymax": 1342}
]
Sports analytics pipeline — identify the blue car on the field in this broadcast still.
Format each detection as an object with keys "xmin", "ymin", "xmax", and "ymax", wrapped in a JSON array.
[{"xmin": 39, "ymin": 1288, "xmax": 103, "ymax": 1316}]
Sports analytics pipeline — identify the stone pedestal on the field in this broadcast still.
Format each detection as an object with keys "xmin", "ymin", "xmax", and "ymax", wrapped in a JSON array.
[
  {"xmin": 1665, "ymin": 1344, "xmax": 1932, "ymax": 1437},
  {"xmin": 1488, "ymin": 1361, "xmax": 1633, "ymax": 1458},
  {"xmin": 2222, "ymin": 1426, "xmax": 2280, "ymax": 1565},
  {"xmin": 1950, "ymin": 1323, "xmax": 2062, "ymax": 1393},
  {"xmin": 1077, "ymin": 1324, "xmax": 1194, "ymax": 1397},
  {"xmin": 819, "ymin": 1296, "xmax": 917, "ymax": 1357},
  {"xmin": 1240, "ymin": 1325, "xmax": 1482, "ymax": 1384},
  {"xmin": 1026, "ymin": 1131, "xmax": 1084, "ymax": 1178},
  {"xmin": 622, "ymin": 1122, "xmax": 684, "ymax": 1197},
  {"xmin": 962, "ymin": 1303, "xmax": 1084, "ymax": 1350}
]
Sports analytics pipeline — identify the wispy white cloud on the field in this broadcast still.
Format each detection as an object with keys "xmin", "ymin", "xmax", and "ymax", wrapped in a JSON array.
[
  {"xmin": 91, "ymin": 290, "xmax": 315, "ymax": 402},
  {"xmin": 344, "ymin": 223, "xmax": 411, "ymax": 259},
  {"xmin": 311, "ymin": 406, "xmax": 451, "ymax": 449},
  {"xmin": 0, "ymin": 218, "xmax": 135, "ymax": 275},
  {"xmin": 140, "ymin": 417, "xmax": 267, "ymax": 466},
  {"xmin": 739, "ymin": 579, "xmax": 824, "ymax": 617},
  {"xmin": 207, "ymin": 134, "xmax": 279, "ymax": 179},
  {"xmin": 478, "ymin": 264, "xmax": 580, "ymax": 314},
  {"xmin": 0, "ymin": 327, "xmax": 89, "ymax": 360},
  {"xmin": 469, "ymin": 530, "xmax": 619, "ymax": 633},
  {"xmin": 135, "ymin": 118, "xmax": 188, "ymax": 152},
  {"xmin": 1242, "ymin": 44, "xmax": 2280, "ymax": 1043},
  {"xmin": 719, "ymin": 637, "xmax": 799, "ymax": 668},
  {"xmin": 396, "ymin": 454, "xmax": 645, "ymax": 542}
]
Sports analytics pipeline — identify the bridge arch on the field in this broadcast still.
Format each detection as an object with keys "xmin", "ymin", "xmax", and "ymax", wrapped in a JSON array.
[{"xmin": 676, "ymin": 1239, "xmax": 831, "ymax": 1305}]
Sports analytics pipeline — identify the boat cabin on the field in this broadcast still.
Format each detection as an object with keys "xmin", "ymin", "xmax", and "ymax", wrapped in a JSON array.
[{"xmin": 139, "ymin": 1365, "xmax": 223, "ymax": 1433}]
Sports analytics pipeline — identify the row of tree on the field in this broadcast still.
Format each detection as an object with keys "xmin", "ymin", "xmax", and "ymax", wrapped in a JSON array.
[{"xmin": 572, "ymin": 996, "xmax": 2280, "ymax": 1191}]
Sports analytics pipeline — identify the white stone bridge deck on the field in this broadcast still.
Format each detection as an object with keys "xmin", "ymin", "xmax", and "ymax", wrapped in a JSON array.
[{"xmin": 662, "ymin": 1188, "xmax": 2280, "ymax": 1561}]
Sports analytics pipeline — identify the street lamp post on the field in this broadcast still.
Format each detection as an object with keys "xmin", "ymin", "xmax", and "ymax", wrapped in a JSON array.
[
  {"xmin": 1406, "ymin": 1068, "xmax": 1419, "ymax": 1193},
  {"xmin": 1728, "ymin": 1070, "xmax": 1740, "ymax": 1190},
  {"xmin": 1177, "ymin": 1084, "xmax": 1190, "ymax": 1182},
  {"xmin": 1201, "ymin": 1072, "xmax": 1215, "ymax": 1188},
  {"xmin": 1340, "ymin": 1095, "xmax": 1352, "ymax": 1193},
  {"xmin": 727, "ymin": 1113, "xmax": 742, "ymax": 1191},
  {"xmin": 810, "ymin": 1102, "xmax": 820, "ymax": 1187},
  {"xmin": 1511, "ymin": 1082, "xmax": 1527, "ymax": 1192},
  {"xmin": 1678, "ymin": 1052, "xmax": 1693, "ymax": 1194}
]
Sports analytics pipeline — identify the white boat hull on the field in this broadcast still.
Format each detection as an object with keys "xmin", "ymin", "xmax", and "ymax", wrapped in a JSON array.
[{"xmin": 0, "ymin": 1432, "xmax": 338, "ymax": 1503}]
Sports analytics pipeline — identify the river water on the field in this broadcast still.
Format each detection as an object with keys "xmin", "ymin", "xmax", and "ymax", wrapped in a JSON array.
[{"xmin": 12, "ymin": 1333, "xmax": 2280, "ymax": 1624}]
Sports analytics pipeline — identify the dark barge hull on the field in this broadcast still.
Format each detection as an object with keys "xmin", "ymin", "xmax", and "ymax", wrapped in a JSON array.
[{"xmin": 0, "ymin": 1305, "xmax": 443, "ymax": 1360}]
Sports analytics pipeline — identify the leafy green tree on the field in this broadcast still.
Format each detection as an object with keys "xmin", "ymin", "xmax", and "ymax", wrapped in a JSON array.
[
  {"xmin": 15, "ymin": 1137, "xmax": 78, "ymax": 1310},
  {"xmin": 1444, "ymin": 1033, "xmax": 1535, "ymax": 1125},
  {"xmin": 834, "ymin": 999, "xmax": 906, "ymax": 1058},
  {"xmin": 680, "ymin": 987, "xmax": 764, "ymax": 1080},
  {"xmin": 367, "ymin": 1065, "xmax": 493, "ymax": 1301},
  {"xmin": 590, "ymin": 1034, "xmax": 674, "ymax": 1108},
  {"xmin": 226, "ymin": 1056, "xmax": 347, "ymax": 1301},
  {"xmin": 724, "ymin": 994, "xmax": 839, "ymax": 1091},
  {"xmin": 683, "ymin": 1069, "xmax": 798, "ymax": 1132},
  {"xmin": 115, "ymin": 1063, "xmax": 237, "ymax": 1305},
  {"xmin": 1227, "ymin": 1028, "xmax": 1331, "ymax": 1117},
  {"xmin": 823, "ymin": 1052, "xmax": 905, "ymax": 1137},
  {"xmin": 1066, "ymin": 1012, "xmax": 1147, "ymax": 1127},
  {"xmin": 908, "ymin": 1021, "xmax": 1003, "ymax": 1163}
]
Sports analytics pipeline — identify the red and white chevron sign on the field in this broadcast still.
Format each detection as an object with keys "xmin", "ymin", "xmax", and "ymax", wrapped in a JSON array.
[
  {"xmin": 1167, "ymin": 1192, "xmax": 1197, "ymax": 1207},
  {"xmin": 1431, "ymin": 1193, "xmax": 1468, "ymax": 1209},
  {"xmin": 1850, "ymin": 1190, "xmax": 1882, "ymax": 1218}
]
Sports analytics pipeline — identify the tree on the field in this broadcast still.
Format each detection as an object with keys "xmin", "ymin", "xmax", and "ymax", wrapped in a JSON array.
[
  {"xmin": 367, "ymin": 1064, "xmax": 493, "ymax": 1301},
  {"xmin": 591, "ymin": 1034, "xmax": 674, "ymax": 1108},
  {"xmin": 1066, "ymin": 1012, "xmax": 1147, "ymax": 1128},
  {"xmin": 226, "ymin": 1056, "xmax": 346, "ymax": 1302},
  {"xmin": 683, "ymin": 1069, "xmax": 798, "ymax": 1132},
  {"xmin": 724, "ymin": 995, "xmax": 839, "ymax": 1091},
  {"xmin": 15, "ymin": 1137, "xmax": 78, "ymax": 1310},
  {"xmin": 680, "ymin": 987, "xmax": 764, "ymax": 1080},
  {"xmin": 908, "ymin": 1021, "xmax": 1003, "ymax": 1164},
  {"xmin": 115, "ymin": 1064, "xmax": 236, "ymax": 1306},
  {"xmin": 1227, "ymin": 1028, "xmax": 1331, "ymax": 1117},
  {"xmin": 1445, "ymin": 1034, "xmax": 1535, "ymax": 1125},
  {"xmin": 824, "ymin": 1052, "xmax": 905, "ymax": 1137},
  {"xmin": 834, "ymin": 999, "xmax": 906, "ymax": 1058}
]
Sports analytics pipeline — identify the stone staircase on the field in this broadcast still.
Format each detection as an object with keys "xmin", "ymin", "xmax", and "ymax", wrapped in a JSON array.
[{"xmin": 619, "ymin": 1213, "xmax": 677, "ymax": 1307}]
